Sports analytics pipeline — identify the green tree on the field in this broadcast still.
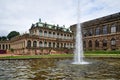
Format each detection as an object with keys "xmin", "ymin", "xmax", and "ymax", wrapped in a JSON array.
[
  {"xmin": 7, "ymin": 31, "xmax": 20, "ymax": 40},
  {"xmin": 1, "ymin": 36, "xmax": 7, "ymax": 41},
  {"xmin": 0, "ymin": 37, "xmax": 1, "ymax": 41}
]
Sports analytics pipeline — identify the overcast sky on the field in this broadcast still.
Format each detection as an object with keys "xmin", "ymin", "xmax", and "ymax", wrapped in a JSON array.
[{"xmin": 0, "ymin": 0, "xmax": 120, "ymax": 36}]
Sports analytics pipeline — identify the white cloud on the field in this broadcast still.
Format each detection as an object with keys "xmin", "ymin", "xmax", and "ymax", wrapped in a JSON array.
[{"xmin": 0, "ymin": 0, "xmax": 120, "ymax": 36}]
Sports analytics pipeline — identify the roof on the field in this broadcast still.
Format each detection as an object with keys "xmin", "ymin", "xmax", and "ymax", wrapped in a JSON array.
[{"xmin": 30, "ymin": 19, "xmax": 72, "ymax": 33}]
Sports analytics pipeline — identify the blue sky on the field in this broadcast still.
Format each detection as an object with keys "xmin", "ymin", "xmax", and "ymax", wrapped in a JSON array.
[{"xmin": 0, "ymin": 0, "xmax": 120, "ymax": 36}]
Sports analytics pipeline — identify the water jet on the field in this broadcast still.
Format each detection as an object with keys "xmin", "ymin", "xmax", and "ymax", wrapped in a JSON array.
[{"xmin": 72, "ymin": 0, "xmax": 89, "ymax": 64}]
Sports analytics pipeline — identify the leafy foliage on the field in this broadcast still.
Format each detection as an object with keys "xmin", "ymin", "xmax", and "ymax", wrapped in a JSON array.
[
  {"xmin": 7, "ymin": 31, "xmax": 20, "ymax": 40},
  {"xmin": 0, "ymin": 36, "xmax": 7, "ymax": 41}
]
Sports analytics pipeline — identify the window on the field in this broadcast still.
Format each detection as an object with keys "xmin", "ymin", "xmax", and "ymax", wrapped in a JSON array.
[
  {"xmin": 57, "ymin": 43, "xmax": 59, "ymax": 48},
  {"xmin": 57, "ymin": 33, "xmax": 59, "ymax": 38},
  {"xmin": 88, "ymin": 40, "xmax": 92, "ymax": 47},
  {"xmin": 49, "ymin": 32, "xmax": 52, "ymax": 37},
  {"xmin": 111, "ymin": 24, "xmax": 116, "ymax": 33},
  {"xmin": 83, "ymin": 30, "xmax": 87, "ymax": 37},
  {"xmin": 33, "ymin": 41, "xmax": 37, "ymax": 47},
  {"xmin": 39, "ymin": 41, "xmax": 43, "ymax": 47},
  {"xmin": 103, "ymin": 26, "xmax": 107, "ymax": 34},
  {"xmin": 88, "ymin": 29, "xmax": 93, "ymax": 36},
  {"xmin": 96, "ymin": 27, "xmax": 100, "ymax": 35},
  {"xmin": 44, "ymin": 42, "xmax": 47, "ymax": 47},
  {"xmin": 53, "ymin": 42, "xmax": 55, "ymax": 48},
  {"xmin": 53, "ymin": 32, "xmax": 56, "ymax": 38},
  {"xmin": 111, "ymin": 38, "xmax": 116, "ymax": 46},
  {"xmin": 39, "ymin": 30, "xmax": 43, "ymax": 36},
  {"xmin": 83, "ymin": 41, "xmax": 86, "ymax": 48},
  {"xmin": 27, "ymin": 40, "xmax": 31, "ymax": 48},
  {"xmin": 61, "ymin": 34, "xmax": 63, "ymax": 39},
  {"xmin": 44, "ymin": 31, "xmax": 47, "ymax": 36},
  {"xmin": 95, "ymin": 40, "xmax": 99, "ymax": 47},
  {"xmin": 64, "ymin": 34, "xmax": 66, "ymax": 39},
  {"xmin": 49, "ymin": 42, "xmax": 51, "ymax": 47},
  {"xmin": 103, "ymin": 39, "xmax": 107, "ymax": 47},
  {"xmin": 3, "ymin": 45, "xmax": 5, "ymax": 50},
  {"xmin": 64, "ymin": 43, "xmax": 66, "ymax": 48}
]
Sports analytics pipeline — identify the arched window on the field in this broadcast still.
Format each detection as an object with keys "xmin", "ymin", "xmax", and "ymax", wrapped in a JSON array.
[
  {"xmin": 61, "ymin": 34, "xmax": 63, "ymax": 39},
  {"xmin": 64, "ymin": 34, "xmax": 66, "ymax": 39},
  {"xmin": 83, "ymin": 41, "xmax": 86, "ymax": 48},
  {"xmin": 83, "ymin": 30, "xmax": 87, "ymax": 37},
  {"xmin": 64, "ymin": 43, "xmax": 66, "ymax": 48},
  {"xmin": 57, "ymin": 33, "xmax": 59, "ymax": 38},
  {"xmin": 67, "ymin": 35, "xmax": 69, "ymax": 39},
  {"xmin": 70, "ymin": 43, "xmax": 73, "ymax": 48},
  {"xmin": 33, "ymin": 41, "xmax": 37, "ymax": 47},
  {"xmin": 103, "ymin": 39, "xmax": 107, "ymax": 47},
  {"xmin": 0, "ymin": 44, "xmax": 1, "ymax": 49},
  {"xmin": 44, "ymin": 31, "xmax": 47, "ymax": 36},
  {"xmin": 27, "ymin": 40, "xmax": 31, "ymax": 48},
  {"xmin": 95, "ymin": 40, "xmax": 99, "ymax": 47},
  {"xmin": 96, "ymin": 27, "xmax": 100, "ymax": 35},
  {"xmin": 57, "ymin": 43, "xmax": 59, "ymax": 48},
  {"xmin": 44, "ymin": 42, "xmax": 47, "ymax": 47},
  {"xmin": 49, "ymin": 42, "xmax": 51, "ymax": 47},
  {"xmin": 39, "ymin": 41, "xmax": 43, "ymax": 47},
  {"xmin": 3, "ymin": 44, "xmax": 5, "ymax": 50},
  {"xmin": 61, "ymin": 43, "xmax": 63, "ymax": 48},
  {"xmin": 111, "ymin": 24, "xmax": 116, "ymax": 33},
  {"xmin": 88, "ymin": 29, "xmax": 93, "ymax": 36},
  {"xmin": 49, "ymin": 32, "xmax": 52, "ymax": 37},
  {"xmin": 39, "ymin": 30, "xmax": 43, "ymax": 36},
  {"xmin": 53, "ymin": 42, "xmax": 55, "ymax": 48},
  {"xmin": 103, "ymin": 26, "xmax": 107, "ymax": 34},
  {"xmin": 88, "ymin": 40, "xmax": 92, "ymax": 47},
  {"xmin": 53, "ymin": 32, "xmax": 56, "ymax": 38},
  {"xmin": 111, "ymin": 38, "xmax": 116, "ymax": 46}
]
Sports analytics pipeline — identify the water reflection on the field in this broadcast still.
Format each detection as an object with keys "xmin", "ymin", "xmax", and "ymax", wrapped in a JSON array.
[{"xmin": 0, "ymin": 58, "xmax": 120, "ymax": 80}]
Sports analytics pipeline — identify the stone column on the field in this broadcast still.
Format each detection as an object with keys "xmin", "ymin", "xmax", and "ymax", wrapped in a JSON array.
[
  {"xmin": 43, "ymin": 30, "xmax": 44, "ymax": 36},
  {"xmin": 24, "ymin": 40, "xmax": 27, "ymax": 48},
  {"xmin": 51, "ymin": 42, "xmax": 53, "ymax": 48},
  {"xmin": 99, "ymin": 40, "xmax": 103, "ymax": 50},
  {"xmin": 37, "ymin": 41, "xmax": 39, "ymax": 47},
  {"xmin": 31, "ymin": 41, "xmax": 33, "ymax": 47},
  {"xmin": 86, "ymin": 40, "xmax": 89, "ymax": 50},
  {"xmin": 54, "ymin": 42, "xmax": 56, "ymax": 48},
  {"xmin": 9, "ymin": 44, "xmax": 10, "ymax": 49},
  {"xmin": 118, "ymin": 22, "xmax": 120, "ymax": 32},
  {"xmin": 108, "ymin": 24, "xmax": 111, "ymax": 34},
  {"xmin": 92, "ymin": 39, "xmax": 95, "ymax": 51}
]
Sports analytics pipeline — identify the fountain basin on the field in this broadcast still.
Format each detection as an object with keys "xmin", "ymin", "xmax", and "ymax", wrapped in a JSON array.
[{"xmin": 0, "ymin": 58, "xmax": 120, "ymax": 80}]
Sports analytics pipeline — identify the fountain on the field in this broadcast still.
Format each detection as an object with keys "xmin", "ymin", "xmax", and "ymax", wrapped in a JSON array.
[{"xmin": 72, "ymin": 0, "xmax": 88, "ymax": 64}]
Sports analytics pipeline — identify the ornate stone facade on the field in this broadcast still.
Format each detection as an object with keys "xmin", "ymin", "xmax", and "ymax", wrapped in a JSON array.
[
  {"xmin": 70, "ymin": 12, "xmax": 120, "ymax": 51},
  {"xmin": 1, "ymin": 12, "xmax": 120, "ymax": 54},
  {"xmin": 0, "ymin": 20, "xmax": 74, "ymax": 55}
]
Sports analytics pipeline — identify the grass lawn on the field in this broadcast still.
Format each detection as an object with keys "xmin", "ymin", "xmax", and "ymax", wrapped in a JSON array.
[
  {"xmin": 0, "ymin": 54, "xmax": 73, "ymax": 59},
  {"xmin": 0, "ymin": 51, "xmax": 120, "ymax": 59}
]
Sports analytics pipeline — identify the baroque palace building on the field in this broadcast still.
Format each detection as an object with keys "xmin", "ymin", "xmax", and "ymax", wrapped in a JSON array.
[
  {"xmin": 0, "ymin": 12, "xmax": 120, "ymax": 54},
  {"xmin": 70, "ymin": 12, "xmax": 120, "ymax": 51},
  {"xmin": 0, "ymin": 19, "xmax": 74, "ymax": 55}
]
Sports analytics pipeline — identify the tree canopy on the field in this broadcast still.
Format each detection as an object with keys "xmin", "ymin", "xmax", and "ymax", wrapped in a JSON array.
[
  {"xmin": 7, "ymin": 31, "xmax": 20, "ymax": 40},
  {"xmin": 0, "ymin": 36, "xmax": 7, "ymax": 41}
]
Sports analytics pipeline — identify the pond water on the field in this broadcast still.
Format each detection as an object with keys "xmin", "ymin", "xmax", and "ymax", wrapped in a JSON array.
[{"xmin": 0, "ymin": 58, "xmax": 120, "ymax": 80}]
